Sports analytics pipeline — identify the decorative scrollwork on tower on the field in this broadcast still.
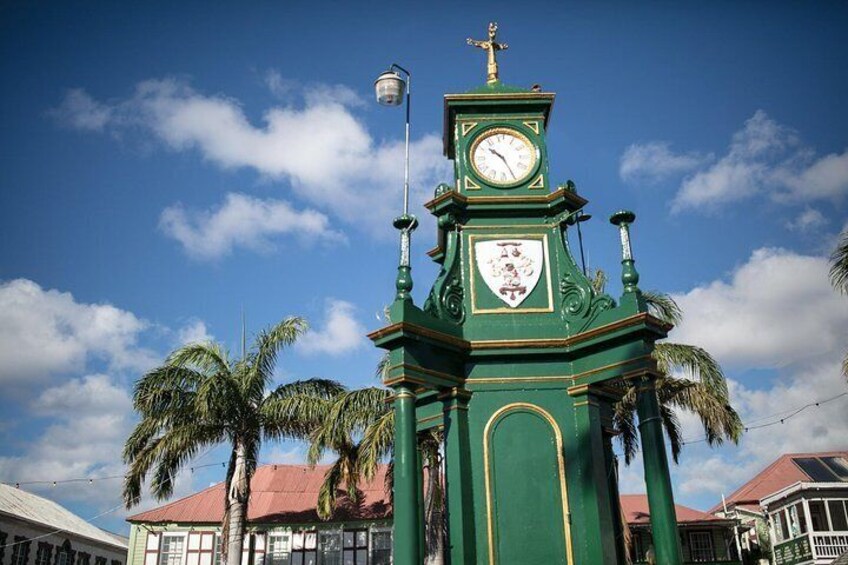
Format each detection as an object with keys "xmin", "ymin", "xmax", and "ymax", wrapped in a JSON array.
[
  {"xmin": 424, "ymin": 229, "xmax": 465, "ymax": 325},
  {"xmin": 559, "ymin": 225, "xmax": 615, "ymax": 334}
]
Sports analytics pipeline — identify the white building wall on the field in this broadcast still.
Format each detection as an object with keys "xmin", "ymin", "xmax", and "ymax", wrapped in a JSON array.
[{"xmin": 0, "ymin": 515, "xmax": 127, "ymax": 565}]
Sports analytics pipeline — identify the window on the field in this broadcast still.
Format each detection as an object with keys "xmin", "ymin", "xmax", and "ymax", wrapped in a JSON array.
[
  {"xmin": 213, "ymin": 536, "xmax": 222, "ymax": 565},
  {"xmin": 773, "ymin": 510, "xmax": 789, "ymax": 542},
  {"xmin": 789, "ymin": 503, "xmax": 807, "ymax": 536},
  {"xmin": 318, "ymin": 532, "xmax": 341, "ymax": 565},
  {"xmin": 810, "ymin": 500, "xmax": 830, "ymax": 531},
  {"xmin": 266, "ymin": 534, "xmax": 291, "ymax": 565},
  {"xmin": 341, "ymin": 530, "xmax": 367, "ymax": 565},
  {"xmin": 112, "ymin": 560, "xmax": 121, "ymax": 565},
  {"xmin": 289, "ymin": 532, "xmax": 316, "ymax": 565},
  {"xmin": 371, "ymin": 530, "xmax": 392, "ymax": 565},
  {"xmin": 56, "ymin": 540, "xmax": 74, "ymax": 565},
  {"xmin": 35, "ymin": 543, "xmax": 53, "ymax": 565},
  {"xmin": 822, "ymin": 457, "xmax": 848, "ymax": 480},
  {"xmin": 76, "ymin": 553, "xmax": 90, "ymax": 565},
  {"xmin": 11, "ymin": 537, "xmax": 32, "ymax": 565},
  {"xmin": 630, "ymin": 531, "xmax": 647, "ymax": 563},
  {"xmin": 688, "ymin": 531, "xmax": 716, "ymax": 562},
  {"xmin": 95, "ymin": 557, "xmax": 106, "ymax": 565},
  {"xmin": 829, "ymin": 500, "xmax": 848, "ymax": 531},
  {"xmin": 159, "ymin": 535, "xmax": 186, "ymax": 565}
]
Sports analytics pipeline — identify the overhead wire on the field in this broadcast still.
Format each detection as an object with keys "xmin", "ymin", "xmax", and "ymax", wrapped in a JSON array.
[{"xmin": 679, "ymin": 391, "xmax": 847, "ymax": 446}]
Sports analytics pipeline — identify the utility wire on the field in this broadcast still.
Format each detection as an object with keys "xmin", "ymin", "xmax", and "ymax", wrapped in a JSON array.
[
  {"xmin": 680, "ymin": 391, "xmax": 847, "ymax": 446},
  {"xmin": 0, "ymin": 446, "xmax": 223, "ymax": 550}
]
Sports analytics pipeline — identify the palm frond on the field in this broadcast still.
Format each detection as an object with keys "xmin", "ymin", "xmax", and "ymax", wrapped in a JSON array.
[
  {"xmin": 612, "ymin": 389, "xmax": 640, "ymax": 465},
  {"xmin": 659, "ymin": 377, "xmax": 743, "ymax": 445},
  {"xmin": 249, "ymin": 317, "xmax": 308, "ymax": 398},
  {"xmin": 375, "ymin": 353, "xmax": 391, "ymax": 381},
  {"xmin": 262, "ymin": 379, "xmax": 344, "ymax": 442},
  {"xmin": 123, "ymin": 424, "xmax": 223, "ymax": 506},
  {"xmin": 830, "ymin": 229, "xmax": 848, "ymax": 294},
  {"xmin": 166, "ymin": 342, "xmax": 231, "ymax": 374},
  {"xmin": 642, "ymin": 290, "xmax": 683, "ymax": 326},
  {"xmin": 132, "ymin": 366, "xmax": 207, "ymax": 418},
  {"xmin": 357, "ymin": 411, "xmax": 395, "ymax": 481},
  {"xmin": 591, "ymin": 269, "xmax": 608, "ymax": 294},
  {"xmin": 659, "ymin": 401, "xmax": 683, "ymax": 463},
  {"xmin": 654, "ymin": 342, "xmax": 727, "ymax": 396}
]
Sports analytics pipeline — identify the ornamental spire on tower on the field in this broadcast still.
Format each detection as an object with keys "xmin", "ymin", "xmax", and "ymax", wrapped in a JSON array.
[{"xmin": 467, "ymin": 22, "xmax": 509, "ymax": 84}]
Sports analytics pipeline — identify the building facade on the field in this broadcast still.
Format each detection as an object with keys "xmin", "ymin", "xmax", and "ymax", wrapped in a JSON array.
[
  {"xmin": 126, "ymin": 465, "xmax": 391, "ymax": 565},
  {"xmin": 622, "ymin": 495, "xmax": 741, "ymax": 565},
  {"xmin": 0, "ymin": 484, "xmax": 128, "ymax": 565},
  {"xmin": 713, "ymin": 452, "xmax": 848, "ymax": 564}
]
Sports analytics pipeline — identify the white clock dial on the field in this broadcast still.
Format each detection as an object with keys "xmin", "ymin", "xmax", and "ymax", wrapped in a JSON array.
[{"xmin": 470, "ymin": 128, "xmax": 537, "ymax": 186}]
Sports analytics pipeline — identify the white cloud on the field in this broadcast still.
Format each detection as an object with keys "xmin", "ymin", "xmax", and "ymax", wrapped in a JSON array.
[
  {"xmin": 176, "ymin": 319, "xmax": 213, "ymax": 345},
  {"xmin": 619, "ymin": 141, "xmax": 711, "ymax": 184},
  {"xmin": 0, "ymin": 375, "xmax": 133, "ymax": 506},
  {"xmin": 672, "ymin": 111, "xmax": 797, "ymax": 211},
  {"xmin": 0, "ymin": 279, "xmax": 157, "ymax": 384},
  {"xmin": 160, "ymin": 192, "xmax": 344, "ymax": 260},
  {"xmin": 786, "ymin": 207, "xmax": 829, "ymax": 232},
  {"xmin": 670, "ymin": 247, "xmax": 848, "ymax": 369},
  {"xmin": 48, "ymin": 89, "xmax": 113, "ymax": 131},
  {"xmin": 52, "ymin": 78, "xmax": 450, "ymax": 238},
  {"xmin": 674, "ymin": 360, "xmax": 848, "ymax": 504},
  {"xmin": 297, "ymin": 299, "xmax": 366, "ymax": 356},
  {"xmin": 620, "ymin": 111, "xmax": 848, "ymax": 213},
  {"xmin": 778, "ymin": 149, "xmax": 848, "ymax": 201}
]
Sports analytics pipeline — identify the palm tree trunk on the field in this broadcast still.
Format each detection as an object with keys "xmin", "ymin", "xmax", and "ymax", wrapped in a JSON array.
[{"xmin": 225, "ymin": 443, "xmax": 249, "ymax": 565}]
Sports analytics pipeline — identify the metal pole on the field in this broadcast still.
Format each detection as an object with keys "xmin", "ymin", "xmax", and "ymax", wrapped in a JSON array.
[
  {"xmin": 404, "ymin": 74, "xmax": 410, "ymax": 217},
  {"xmin": 390, "ymin": 63, "xmax": 411, "ymax": 218},
  {"xmin": 576, "ymin": 212, "xmax": 587, "ymax": 276}
]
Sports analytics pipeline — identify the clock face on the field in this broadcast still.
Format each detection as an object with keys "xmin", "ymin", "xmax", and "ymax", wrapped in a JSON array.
[{"xmin": 470, "ymin": 127, "xmax": 538, "ymax": 186}]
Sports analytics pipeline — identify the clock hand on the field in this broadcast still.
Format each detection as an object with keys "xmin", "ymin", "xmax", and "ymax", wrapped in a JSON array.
[{"xmin": 488, "ymin": 148, "xmax": 518, "ymax": 179}]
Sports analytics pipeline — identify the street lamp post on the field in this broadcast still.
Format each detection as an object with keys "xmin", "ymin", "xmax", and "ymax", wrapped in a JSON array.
[
  {"xmin": 375, "ymin": 65, "xmax": 418, "ymax": 302},
  {"xmin": 374, "ymin": 64, "xmax": 423, "ymax": 565}
]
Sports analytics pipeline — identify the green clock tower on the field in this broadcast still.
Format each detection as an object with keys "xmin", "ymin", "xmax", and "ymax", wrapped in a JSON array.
[{"xmin": 369, "ymin": 23, "xmax": 683, "ymax": 565}]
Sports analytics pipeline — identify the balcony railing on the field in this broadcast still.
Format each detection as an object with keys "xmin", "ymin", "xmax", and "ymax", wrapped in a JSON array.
[{"xmin": 812, "ymin": 532, "xmax": 848, "ymax": 559}]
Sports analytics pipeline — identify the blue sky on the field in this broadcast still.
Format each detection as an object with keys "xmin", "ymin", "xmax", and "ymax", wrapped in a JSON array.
[{"xmin": 1, "ymin": 1, "xmax": 847, "ymax": 535}]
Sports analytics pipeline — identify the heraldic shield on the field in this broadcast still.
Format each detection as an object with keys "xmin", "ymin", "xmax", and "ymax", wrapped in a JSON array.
[{"xmin": 474, "ymin": 239, "xmax": 545, "ymax": 308}]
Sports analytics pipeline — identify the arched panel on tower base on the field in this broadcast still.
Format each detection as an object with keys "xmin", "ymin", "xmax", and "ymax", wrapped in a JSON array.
[{"xmin": 484, "ymin": 403, "xmax": 573, "ymax": 565}]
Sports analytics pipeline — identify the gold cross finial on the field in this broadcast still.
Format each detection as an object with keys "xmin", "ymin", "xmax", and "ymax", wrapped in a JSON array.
[{"xmin": 467, "ymin": 22, "xmax": 509, "ymax": 85}]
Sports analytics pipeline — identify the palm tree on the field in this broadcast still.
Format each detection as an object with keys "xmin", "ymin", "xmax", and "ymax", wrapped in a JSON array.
[
  {"xmin": 307, "ymin": 359, "xmax": 446, "ymax": 562},
  {"xmin": 123, "ymin": 317, "xmax": 344, "ymax": 565},
  {"xmin": 611, "ymin": 285, "xmax": 743, "ymax": 464},
  {"xmin": 830, "ymin": 228, "xmax": 848, "ymax": 378}
]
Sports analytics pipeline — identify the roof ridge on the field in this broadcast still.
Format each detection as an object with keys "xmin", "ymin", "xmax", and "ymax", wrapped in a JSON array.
[
  {"xmin": 708, "ymin": 451, "xmax": 848, "ymax": 513},
  {"xmin": 128, "ymin": 481, "xmax": 224, "ymax": 521}
]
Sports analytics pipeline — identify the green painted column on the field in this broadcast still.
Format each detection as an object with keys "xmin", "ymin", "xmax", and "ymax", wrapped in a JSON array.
[
  {"xmin": 635, "ymin": 375, "xmax": 682, "ymax": 565},
  {"xmin": 393, "ymin": 383, "xmax": 422, "ymax": 565},
  {"xmin": 442, "ymin": 390, "xmax": 476, "ymax": 565},
  {"xmin": 569, "ymin": 389, "xmax": 620, "ymax": 564}
]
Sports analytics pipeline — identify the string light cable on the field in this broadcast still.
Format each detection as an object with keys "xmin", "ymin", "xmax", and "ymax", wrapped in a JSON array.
[
  {"xmin": 680, "ymin": 391, "xmax": 848, "ymax": 446},
  {"xmin": 0, "ymin": 447, "xmax": 226, "ymax": 550}
]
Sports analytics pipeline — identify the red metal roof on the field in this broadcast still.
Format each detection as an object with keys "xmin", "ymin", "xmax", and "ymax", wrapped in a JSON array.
[
  {"xmin": 708, "ymin": 451, "xmax": 848, "ymax": 514},
  {"xmin": 128, "ymin": 464, "xmax": 390, "ymax": 524},
  {"xmin": 620, "ymin": 494, "xmax": 727, "ymax": 526}
]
